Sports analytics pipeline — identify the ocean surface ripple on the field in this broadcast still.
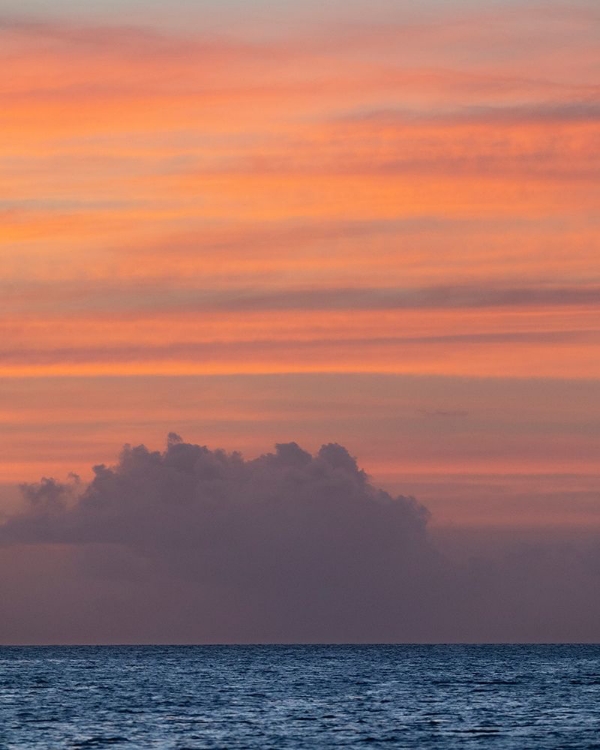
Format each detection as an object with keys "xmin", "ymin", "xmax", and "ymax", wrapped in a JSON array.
[{"xmin": 0, "ymin": 645, "xmax": 598, "ymax": 749}]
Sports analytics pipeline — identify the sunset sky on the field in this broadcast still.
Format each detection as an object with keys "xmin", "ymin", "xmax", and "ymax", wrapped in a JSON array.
[{"xmin": 0, "ymin": 0, "xmax": 599, "ymax": 643}]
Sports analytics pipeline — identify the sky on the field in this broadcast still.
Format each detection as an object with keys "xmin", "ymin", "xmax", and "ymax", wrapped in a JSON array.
[{"xmin": 0, "ymin": 0, "xmax": 599, "ymax": 642}]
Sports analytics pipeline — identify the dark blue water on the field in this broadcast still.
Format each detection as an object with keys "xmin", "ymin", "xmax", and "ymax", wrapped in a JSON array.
[{"xmin": 0, "ymin": 645, "xmax": 599, "ymax": 749}]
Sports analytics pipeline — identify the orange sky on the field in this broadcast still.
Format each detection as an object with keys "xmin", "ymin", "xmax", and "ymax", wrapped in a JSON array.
[{"xmin": 1, "ymin": 1, "xmax": 599, "ymax": 528}]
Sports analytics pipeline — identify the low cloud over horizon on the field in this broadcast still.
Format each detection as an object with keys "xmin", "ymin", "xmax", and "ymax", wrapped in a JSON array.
[{"xmin": 0, "ymin": 436, "xmax": 598, "ymax": 645}]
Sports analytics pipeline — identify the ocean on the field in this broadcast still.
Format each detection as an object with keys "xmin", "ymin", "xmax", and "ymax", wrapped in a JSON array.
[{"xmin": 0, "ymin": 645, "xmax": 598, "ymax": 748}]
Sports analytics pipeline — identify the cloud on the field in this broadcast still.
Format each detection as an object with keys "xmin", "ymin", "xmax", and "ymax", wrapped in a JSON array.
[
  {"xmin": 0, "ymin": 436, "xmax": 440, "ymax": 642},
  {"xmin": 0, "ymin": 435, "xmax": 599, "ymax": 644},
  {"xmin": 4, "ymin": 280, "xmax": 600, "ymax": 317},
  {"xmin": 0, "ymin": 14, "xmax": 267, "ymax": 61},
  {"xmin": 340, "ymin": 101, "xmax": 600, "ymax": 127},
  {"xmin": 0, "ymin": 329, "xmax": 597, "ymax": 376},
  {"xmin": 3, "ymin": 435, "xmax": 430, "ymax": 550}
]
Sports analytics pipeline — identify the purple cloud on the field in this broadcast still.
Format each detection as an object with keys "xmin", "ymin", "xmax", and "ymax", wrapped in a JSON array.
[{"xmin": 0, "ymin": 436, "xmax": 598, "ymax": 644}]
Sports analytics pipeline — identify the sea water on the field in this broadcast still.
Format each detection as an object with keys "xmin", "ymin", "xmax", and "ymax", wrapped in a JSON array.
[{"xmin": 0, "ymin": 645, "xmax": 598, "ymax": 748}]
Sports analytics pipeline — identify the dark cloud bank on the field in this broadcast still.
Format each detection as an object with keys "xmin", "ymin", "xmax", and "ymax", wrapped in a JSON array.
[{"xmin": 0, "ymin": 436, "xmax": 598, "ymax": 644}]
